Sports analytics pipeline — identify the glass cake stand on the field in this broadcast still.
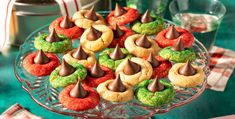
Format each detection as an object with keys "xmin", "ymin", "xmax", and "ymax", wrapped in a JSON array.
[{"xmin": 14, "ymin": 20, "xmax": 210, "ymax": 118}]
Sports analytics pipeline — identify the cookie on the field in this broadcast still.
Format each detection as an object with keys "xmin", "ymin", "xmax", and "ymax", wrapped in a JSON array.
[
  {"xmin": 168, "ymin": 61, "xmax": 204, "ymax": 87},
  {"xmin": 156, "ymin": 25, "xmax": 194, "ymax": 48},
  {"xmin": 106, "ymin": 3, "xmax": 139, "ymax": 27},
  {"xmin": 80, "ymin": 25, "xmax": 113, "ymax": 52},
  {"xmin": 131, "ymin": 10, "xmax": 164, "ymax": 35},
  {"xmin": 49, "ymin": 16, "xmax": 84, "ymax": 39},
  {"xmin": 115, "ymin": 57, "xmax": 153, "ymax": 86},
  {"xmin": 97, "ymin": 75, "xmax": 133, "ymax": 102},
  {"xmin": 99, "ymin": 46, "xmax": 133, "ymax": 70},
  {"xmin": 34, "ymin": 30, "xmax": 72, "ymax": 53},
  {"xmin": 135, "ymin": 78, "xmax": 175, "ymax": 107},
  {"xmin": 23, "ymin": 50, "xmax": 60, "ymax": 76},
  {"xmin": 83, "ymin": 62, "xmax": 115, "ymax": 88},
  {"xmin": 59, "ymin": 82, "xmax": 100, "ymax": 111},
  {"xmin": 63, "ymin": 46, "xmax": 96, "ymax": 67},
  {"xmin": 144, "ymin": 53, "xmax": 172, "ymax": 78},
  {"xmin": 124, "ymin": 34, "xmax": 160, "ymax": 58},
  {"xmin": 72, "ymin": 6, "xmax": 106, "ymax": 29},
  {"xmin": 159, "ymin": 38, "xmax": 196, "ymax": 63},
  {"xmin": 50, "ymin": 59, "xmax": 87, "ymax": 88},
  {"xmin": 108, "ymin": 25, "xmax": 133, "ymax": 48}
]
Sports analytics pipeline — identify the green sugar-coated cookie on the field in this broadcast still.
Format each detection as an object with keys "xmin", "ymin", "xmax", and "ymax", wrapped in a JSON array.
[
  {"xmin": 159, "ymin": 47, "xmax": 196, "ymax": 63},
  {"xmin": 49, "ymin": 63, "xmax": 87, "ymax": 88},
  {"xmin": 131, "ymin": 16, "xmax": 164, "ymax": 35},
  {"xmin": 135, "ymin": 79, "xmax": 175, "ymax": 107},
  {"xmin": 34, "ymin": 34, "xmax": 72, "ymax": 53},
  {"xmin": 99, "ymin": 48, "xmax": 133, "ymax": 70}
]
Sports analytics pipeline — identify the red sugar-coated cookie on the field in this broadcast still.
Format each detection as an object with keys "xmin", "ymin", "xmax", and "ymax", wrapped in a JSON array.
[
  {"xmin": 59, "ymin": 84, "xmax": 100, "ymax": 111},
  {"xmin": 49, "ymin": 16, "xmax": 84, "ymax": 39},
  {"xmin": 108, "ymin": 26, "xmax": 133, "ymax": 48},
  {"xmin": 155, "ymin": 27, "xmax": 194, "ymax": 48},
  {"xmin": 144, "ymin": 56, "xmax": 172, "ymax": 78},
  {"xmin": 83, "ymin": 66, "xmax": 114, "ymax": 88},
  {"xmin": 107, "ymin": 7, "xmax": 139, "ymax": 27},
  {"xmin": 23, "ymin": 52, "xmax": 60, "ymax": 76}
]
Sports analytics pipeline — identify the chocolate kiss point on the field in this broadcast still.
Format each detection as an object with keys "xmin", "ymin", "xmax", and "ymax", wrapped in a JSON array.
[
  {"xmin": 179, "ymin": 60, "xmax": 196, "ymax": 76},
  {"xmin": 123, "ymin": 59, "xmax": 141, "ymax": 75},
  {"xmin": 141, "ymin": 9, "xmax": 153, "ymax": 23},
  {"xmin": 109, "ymin": 44, "xmax": 125, "ymax": 60},
  {"xmin": 34, "ymin": 49, "xmax": 50, "ymax": 64},
  {"xmin": 72, "ymin": 46, "xmax": 88, "ymax": 60},
  {"xmin": 90, "ymin": 61, "xmax": 105, "ymax": 78},
  {"xmin": 108, "ymin": 74, "xmax": 126, "ymax": 92},
  {"xmin": 70, "ymin": 81, "xmax": 88, "ymax": 98},
  {"xmin": 113, "ymin": 24, "xmax": 124, "ymax": 38},
  {"xmin": 87, "ymin": 26, "xmax": 102, "ymax": 41},
  {"xmin": 59, "ymin": 59, "xmax": 76, "ymax": 76},
  {"xmin": 114, "ymin": 3, "xmax": 127, "ymax": 17},
  {"xmin": 147, "ymin": 53, "xmax": 159, "ymax": 67},
  {"xmin": 60, "ymin": 16, "xmax": 74, "ymax": 29},
  {"xmin": 46, "ymin": 29, "xmax": 60, "ymax": 42},
  {"xmin": 171, "ymin": 38, "xmax": 185, "ymax": 51},
  {"xmin": 165, "ymin": 25, "xmax": 180, "ymax": 39},
  {"xmin": 147, "ymin": 77, "xmax": 164, "ymax": 92},
  {"xmin": 135, "ymin": 34, "xmax": 151, "ymax": 48},
  {"xmin": 84, "ymin": 6, "xmax": 98, "ymax": 21}
]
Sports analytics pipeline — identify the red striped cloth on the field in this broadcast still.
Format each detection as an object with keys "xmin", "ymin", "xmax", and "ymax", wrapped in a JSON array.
[
  {"xmin": 0, "ymin": 0, "xmax": 99, "ymax": 53},
  {"xmin": 0, "ymin": 103, "xmax": 43, "ymax": 119},
  {"xmin": 207, "ymin": 46, "xmax": 235, "ymax": 91}
]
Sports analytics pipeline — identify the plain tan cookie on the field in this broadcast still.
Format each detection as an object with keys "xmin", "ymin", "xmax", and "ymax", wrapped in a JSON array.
[
  {"xmin": 115, "ymin": 57, "xmax": 153, "ymax": 86},
  {"xmin": 168, "ymin": 63, "xmax": 205, "ymax": 88},
  {"xmin": 63, "ymin": 48, "xmax": 96, "ymax": 67},
  {"xmin": 80, "ymin": 25, "xmax": 113, "ymax": 52},
  {"xmin": 97, "ymin": 80, "xmax": 133, "ymax": 102},
  {"xmin": 72, "ymin": 10, "xmax": 106, "ymax": 29},
  {"xmin": 124, "ymin": 34, "xmax": 160, "ymax": 58}
]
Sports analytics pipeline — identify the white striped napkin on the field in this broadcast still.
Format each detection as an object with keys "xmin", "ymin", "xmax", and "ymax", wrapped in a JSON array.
[
  {"xmin": 0, "ymin": 103, "xmax": 43, "ymax": 119},
  {"xmin": 0, "ymin": 0, "xmax": 99, "ymax": 54},
  {"xmin": 207, "ymin": 46, "xmax": 235, "ymax": 91}
]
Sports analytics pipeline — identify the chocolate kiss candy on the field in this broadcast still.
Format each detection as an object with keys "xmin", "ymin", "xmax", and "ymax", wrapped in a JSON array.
[
  {"xmin": 34, "ymin": 49, "xmax": 50, "ymax": 64},
  {"xmin": 108, "ymin": 74, "xmax": 126, "ymax": 92},
  {"xmin": 46, "ymin": 28, "xmax": 60, "ymax": 42},
  {"xmin": 109, "ymin": 44, "xmax": 125, "ymax": 60},
  {"xmin": 141, "ymin": 9, "xmax": 153, "ymax": 23},
  {"xmin": 90, "ymin": 61, "xmax": 105, "ymax": 78},
  {"xmin": 135, "ymin": 34, "xmax": 151, "ymax": 48},
  {"xmin": 179, "ymin": 60, "xmax": 197, "ymax": 76},
  {"xmin": 87, "ymin": 26, "xmax": 102, "ymax": 41},
  {"xmin": 123, "ymin": 59, "xmax": 141, "ymax": 75},
  {"xmin": 59, "ymin": 59, "xmax": 76, "ymax": 76},
  {"xmin": 147, "ymin": 53, "xmax": 160, "ymax": 67},
  {"xmin": 84, "ymin": 6, "xmax": 98, "ymax": 21},
  {"xmin": 113, "ymin": 24, "xmax": 124, "ymax": 38},
  {"xmin": 171, "ymin": 38, "xmax": 185, "ymax": 51},
  {"xmin": 60, "ymin": 16, "xmax": 74, "ymax": 29},
  {"xmin": 114, "ymin": 3, "xmax": 127, "ymax": 17},
  {"xmin": 70, "ymin": 81, "xmax": 88, "ymax": 98},
  {"xmin": 72, "ymin": 46, "xmax": 88, "ymax": 60},
  {"xmin": 165, "ymin": 25, "xmax": 180, "ymax": 39},
  {"xmin": 147, "ymin": 77, "xmax": 164, "ymax": 92}
]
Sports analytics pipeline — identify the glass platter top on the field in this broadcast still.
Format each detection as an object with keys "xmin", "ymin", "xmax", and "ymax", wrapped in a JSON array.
[{"xmin": 14, "ymin": 19, "xmax": 210, "ymax": 118}]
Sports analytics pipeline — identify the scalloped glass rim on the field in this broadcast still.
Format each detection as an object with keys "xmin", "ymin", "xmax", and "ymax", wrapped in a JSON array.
[{"xmin": 14, "ymin": 19, "xmax": 210, "ymax": 118}]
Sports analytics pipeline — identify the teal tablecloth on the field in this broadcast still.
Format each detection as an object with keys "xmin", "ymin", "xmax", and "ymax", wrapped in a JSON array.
[{"xmin": 1, "ymin": 0, "xmax": 235, "ymax": 119}]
